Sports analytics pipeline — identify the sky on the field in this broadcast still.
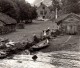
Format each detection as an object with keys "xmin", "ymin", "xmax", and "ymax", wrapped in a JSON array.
[
  {"xmin": 25, "ymin": 0, "xmax": 52, "ymax": 6},
  {"xmin": 25, "ymin": 0, "xmax": 62, "ymax": 6},
  {"xmin": 34, "ymin": 0, "xmax": 52, "ymax": 6}
]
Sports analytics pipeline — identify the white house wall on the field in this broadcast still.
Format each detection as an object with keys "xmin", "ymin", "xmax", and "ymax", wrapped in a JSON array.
[{"xmin": 37, "ymin": 3, "xmax": 51, "ymax": 19}]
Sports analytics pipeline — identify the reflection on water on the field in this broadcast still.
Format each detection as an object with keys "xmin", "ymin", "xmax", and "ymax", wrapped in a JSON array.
[{"xmin": 8, "ymin": 51, "xmax": 80, "ymax": 68}]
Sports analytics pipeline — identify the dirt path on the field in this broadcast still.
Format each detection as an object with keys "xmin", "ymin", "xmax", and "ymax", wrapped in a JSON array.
[{"xmin": 64, "ymin": 35, "xmax": 72, "ymax": 43}]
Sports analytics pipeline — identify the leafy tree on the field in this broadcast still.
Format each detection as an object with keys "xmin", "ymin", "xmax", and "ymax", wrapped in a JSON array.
[
  {"xmin": 12, "ymin": 0, "xmax": 37, "ymax": 23},
  {"xmin": 32, "ymin": 6, "xmax": 38, "ymax": 19},
  {"xmin": 29, "ymin": 6, "xmax": 37, "ymax": 20},
  {"xmin": 0, "ymin": 0, "xmax": 20, "ymax": 21},
  {"xmin": 48, "ymin": 5, "xmax": 54, "ymax": 12},
  {"xmin": 12, "ymin": 0, "xmax": 29, "ymax": 20},
  {"xmin": 61, "ymin": 0, "xmax": 80, "ymax": 14},
  {"xmin": 0, "ymin": 0, "xmax": 38, "ymax": 23},
  {"xmin": 52, "ymin": 0, "xmax": 61, "ymax": 19}
]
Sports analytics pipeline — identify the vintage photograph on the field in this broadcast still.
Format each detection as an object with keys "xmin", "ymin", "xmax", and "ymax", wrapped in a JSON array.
[{"xmin": 0, "ymin": 0, "xmax": 80, "ymax": 68}]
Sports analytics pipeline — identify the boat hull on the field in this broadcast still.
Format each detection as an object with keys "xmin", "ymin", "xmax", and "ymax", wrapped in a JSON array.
[{"xmin": 30, "ymin": 39, "xmax": 50, "ymax": 51}]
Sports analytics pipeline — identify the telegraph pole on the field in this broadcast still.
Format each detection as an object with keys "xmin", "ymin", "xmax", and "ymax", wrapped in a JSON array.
[
  {"xmin": 52, "ymin": 0, "xmax": 62, "ymax": 20},
  {"xmin": 52, "ymin": 0, "xmax": 58, "ymax": 21},
  {"xmin": 55, "ymin": 7, "xmax": 58, "ymax": 19}
]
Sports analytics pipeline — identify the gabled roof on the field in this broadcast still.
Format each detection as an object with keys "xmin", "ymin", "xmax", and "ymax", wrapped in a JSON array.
[
  {"xmin": 0, "ymin": 13, "xmax": 17, "ymax": 25},
  {"xmin": 56, "ymin": 13, "xmax": 80, "ymax": 25},
  {"xmin": 37, "ymin": 2, "xmax": 48, "ymax": 9}
]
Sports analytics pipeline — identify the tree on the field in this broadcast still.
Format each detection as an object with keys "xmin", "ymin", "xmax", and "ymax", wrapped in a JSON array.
[
  {"xmin": 0, "ymin": 0, "xmax": 37, "ymax": 23},
  {"xmin": 13, "ymin": 0, "xmax": 37, "ymax": 23},
  {"xmin": 32, "ymin": 6, "xmax": 38, "ymax": 19},
  {"xmin": 52, "ymin": 0, "xmax": 61, "ymax": 19},
  {"xmin": 12, "ymin": 0, "xmax": 29, "ymax": 20},
  {"xmin": 1, "ymin": 0, "xmax": 38, "ymax": 23},
  {"xmin": 48, "ymin": 5, "xmax": 54, "ymax": 12},
  {"xmin": 61, "ymin": 0, "xmax": 80, "ymax": 14},
  {"xmin": 0, "ymin": 0, "xmax": 20, "ymax": 21},
  {"xmin": 28, "ymin": 6, "xmax": 38, "ymax": 20}
]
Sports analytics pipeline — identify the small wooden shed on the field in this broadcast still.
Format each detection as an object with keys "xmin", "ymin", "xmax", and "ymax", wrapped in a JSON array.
[
  {"xmin": 0, "ymin": 13, "xmax": 17, "ymax": 35},
  {"xmin": 56, "ymin": 13, "xmax": 80, "ymax": 35}
]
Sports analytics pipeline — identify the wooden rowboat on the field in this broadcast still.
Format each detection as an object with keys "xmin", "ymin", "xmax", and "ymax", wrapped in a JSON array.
[{"xmin": 30, "ymin": 39, "xmax": 50, "ymax": 51}]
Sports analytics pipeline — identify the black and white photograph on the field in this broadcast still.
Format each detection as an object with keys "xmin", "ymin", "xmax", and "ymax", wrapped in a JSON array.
[{"xmin": 0, "ymin": 0, "xmax": 80, "ymax": 68}]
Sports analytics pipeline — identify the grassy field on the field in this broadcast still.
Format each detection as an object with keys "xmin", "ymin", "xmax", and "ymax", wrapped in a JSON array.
[
  {"xmin": 0, "ymin": 20, "xmax": 80, "ymax": 52},
  {"xmin": 0, "ymin": 21, "xmax": 55, "ymax": 42},
  {"xmin": 41, "ymin": 35, "xmax": 80, "ymax": 52}
]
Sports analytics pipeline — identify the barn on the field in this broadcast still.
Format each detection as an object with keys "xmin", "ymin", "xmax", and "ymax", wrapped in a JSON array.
[
  {"xmin": 0, "ymin": 13, "xmax": 17, "ymax": 35},
  {"xmin": 56, "ymin": 13, "xmax": 80, "ymax": 35}
]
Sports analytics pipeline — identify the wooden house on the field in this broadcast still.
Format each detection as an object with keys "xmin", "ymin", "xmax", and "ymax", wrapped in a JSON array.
[
  {"xmin": 0, "ymin": 13, "xmax": 17, "ymax": 35},
  {"xmin": 56, "ymin": 13, "xmax": 80, "ymax": 35},
  {"xmin": 37, "ymin": 2, "xmax": 50, "ymax": 19}
]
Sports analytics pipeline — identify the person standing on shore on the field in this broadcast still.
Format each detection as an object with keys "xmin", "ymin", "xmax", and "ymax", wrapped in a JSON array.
[
  {"xmin": 43, "ymin": 30, "xmax": 47, "ymax": 39},
  {"xmin": 46, "ymin": 27, "xmax": 50, "ymax": 35}
]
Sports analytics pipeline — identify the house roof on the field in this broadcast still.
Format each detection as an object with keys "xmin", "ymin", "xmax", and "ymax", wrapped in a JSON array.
[
  {"xmin": 0, "ymin": 13, "xmax": 17, "ymax": 25},
  {"xmin": 56, "ymin": 13, "xmax": 80, "ymax": 25},
  {"xmin": 65, "ymin": 18, "xmax": 80, "ymax": 23},
  {"xmin": 37, "ymin": 2, "xmax": 48, "ymax": 9}
]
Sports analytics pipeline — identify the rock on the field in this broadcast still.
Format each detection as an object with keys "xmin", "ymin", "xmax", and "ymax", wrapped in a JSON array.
[{"xmin": 32, "ymin": 55, "xmax": 38, "ymax": 61}]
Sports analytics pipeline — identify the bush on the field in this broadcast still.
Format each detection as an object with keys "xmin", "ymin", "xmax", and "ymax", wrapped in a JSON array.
[{"xmin": 17, "ymin": 23, "xmax": 25, "ymax": 29}]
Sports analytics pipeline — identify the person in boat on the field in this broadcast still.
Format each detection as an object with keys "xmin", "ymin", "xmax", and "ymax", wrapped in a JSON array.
[
  {"xmin": 33, "ymin": 34, "xmax": 39, "ymax": 44},
  {"xmin": 32, "ymin": 55, "xmax": 38, "ymax": 61},
  {"xmin": 24, "ymin": 39, "xmax": 33, "ymax": 48}
]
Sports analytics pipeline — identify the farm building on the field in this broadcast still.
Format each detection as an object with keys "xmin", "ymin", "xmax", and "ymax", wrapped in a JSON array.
[
  {"xmin": 0, "ymin": 13, "xmax": 17, "ymax": 35},
  {"xmin": 37, "ymin": 2, "xmax": 51, "ymax": 19},
  {"xmin": 56, "ymin": 13, "xmax": 80, "ymax": 35}
]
